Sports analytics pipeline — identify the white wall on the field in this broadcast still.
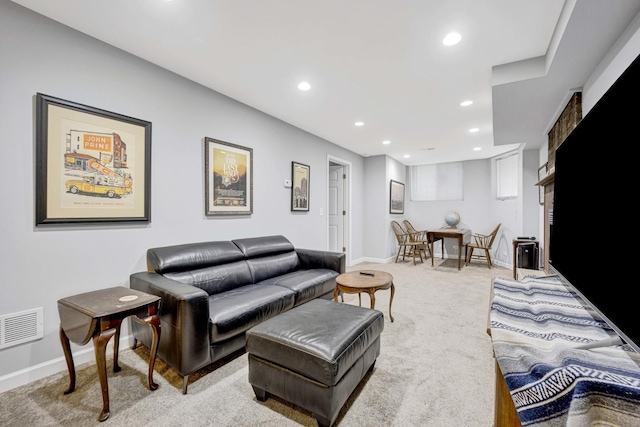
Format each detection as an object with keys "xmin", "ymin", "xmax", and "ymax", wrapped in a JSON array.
[
  {"xmin": 488, "ymin": 150, "xmax": 521, "ymax": 268},
  {"xmin": 582, "ymin": 11, "xmax": 640, "ymax": 115},
  {"xmin": 535, "ymin": 7, "xmax": 640, "ymax": 246},
  {"xmin": 385, "ymin": 156, "xmax": 408, "ymax": 260},
  {"xmin": 404, "ymin": 149, "xmax": 541, "ymax": 269},
  {"xmin": 407, "ymin": 158, "xmax": 506, "ymax": 264},
  {"xmin": 522, "ymin": 150, "xmax": 541, "ymax": 239},
  {"xmin": 361, "ymin": 156, "xmax": 387, "ymax": 262}
]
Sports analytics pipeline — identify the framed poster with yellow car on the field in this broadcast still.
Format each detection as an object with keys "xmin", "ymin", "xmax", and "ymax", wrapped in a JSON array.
[{"xmin": 35, "ymin": 93, "xmax": 151, "ymax": 225}]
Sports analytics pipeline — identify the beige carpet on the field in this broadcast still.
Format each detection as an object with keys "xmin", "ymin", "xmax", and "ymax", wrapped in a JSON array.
[{"xmin": 0, "ymin": 258, "xmax": 513, "ymax": 427}]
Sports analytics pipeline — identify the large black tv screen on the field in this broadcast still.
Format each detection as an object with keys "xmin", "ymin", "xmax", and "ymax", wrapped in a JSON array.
[{"xmin": 550, "ymin": 52, "xmax": 640, "ymax": 353}]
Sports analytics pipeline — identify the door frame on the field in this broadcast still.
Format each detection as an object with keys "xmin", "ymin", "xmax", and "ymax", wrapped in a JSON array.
[{"xmin": 327, "ymin": 155, "xmax": 351, "ymax": 266}]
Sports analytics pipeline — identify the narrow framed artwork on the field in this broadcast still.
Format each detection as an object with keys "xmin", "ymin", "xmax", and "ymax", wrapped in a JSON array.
[
  {"xmin": 291, "ymin": 161, "xmax": 310, "ymax": 211},
  {"xmin": 538, "ymin": 162, "xmax": 548, "ymax": 205},
  {"xmin": 390, "ymin": 180, "xmax": 405, "ymax": 214},
  {"xmin": 204, "ymin": 137, "xmax": 253, "ymax": 215},
  {"xmin": 35, "ymin": 93, "xmax": 151, "ymax": 225}
]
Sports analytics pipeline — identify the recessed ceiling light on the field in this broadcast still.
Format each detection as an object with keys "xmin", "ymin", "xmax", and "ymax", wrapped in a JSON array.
[
  {"xmin": 443, "ymin": 32, "xmax": 461, "ymax": 46},
  {"xmin": 473, "ymin": 147, "xmax": 482, "ymax": 151},
  {"xmin": 298, "ymin": 81, "xmax": 311, "ymax": 91},
  {"xmin": 460, "ymin": 100, "xmax": 473, "ymax": 107},
  {"xmin": 403, "ymin": 155, "xmax": 411, "ymax": 158},
  {"xmin": 382, "ymin": 140, "xmax": 391, "ymax": 145},
  {"xmin": 469, "ymin": 127, "xmax": 479, "ymax": 133},
  {"xmin": 355, "ymin": 121, "xmax": 364, "ymax": 126}
]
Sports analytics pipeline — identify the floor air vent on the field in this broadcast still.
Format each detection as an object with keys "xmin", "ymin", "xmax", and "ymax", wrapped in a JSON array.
[{"xmin": 0, "ymin": 308, "xmax": 44, "ymax": 350}]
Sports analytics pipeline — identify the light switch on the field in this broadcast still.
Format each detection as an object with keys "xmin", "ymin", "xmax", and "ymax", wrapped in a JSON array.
[{"xmin": 284, "ymin": 179, "xmax": 292, "ymax": 188}]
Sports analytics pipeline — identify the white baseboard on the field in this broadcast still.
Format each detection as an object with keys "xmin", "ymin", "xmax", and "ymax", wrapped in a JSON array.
[
  {"xmin": 0, "ymin": 252, "xmax": 513, "ymax": 394},
  {"xmin": 0, "ymin": 334, "xmax": 133, "ymax": 394},
  {"xmin": 352, "ymin": 253, "xmax": 513, "ymax": 270},
  {"xmin": 493, "ymin": 260, "xmax": 510, "ymax": 269},
  {"xmin": 349, "ymin": 256, "xmax": 393, "ymax": 265}
]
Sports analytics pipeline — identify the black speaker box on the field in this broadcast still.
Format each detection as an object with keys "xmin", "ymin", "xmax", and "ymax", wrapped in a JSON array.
[{"xmin": 517, "ymin": 243, "xmax": 538, "ymax": 270}]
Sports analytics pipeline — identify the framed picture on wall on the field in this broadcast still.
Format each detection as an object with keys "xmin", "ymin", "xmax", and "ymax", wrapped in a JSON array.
[
  {"xmin": 204, "ymin": 137, "xmax": 253, "ymax": 215},
  {"xmin": 390, "ymin": 179, "xmax": 405, "ymax": 214},
  {"xmin": 291, "ymin": 161, "xmax": 310, "ymax": 211},
  {"xmin": 35, "ymin": 93, "xmax": 151, "ymax": 225},
  {"xmin": 538, "ymin": 162, "xmax": 548, "ymax": 205}
]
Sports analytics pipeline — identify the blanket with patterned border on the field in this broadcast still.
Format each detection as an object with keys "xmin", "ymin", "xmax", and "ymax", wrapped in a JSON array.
[{"xmin": 490, "ymin": 275, "xmax": 640, "ymax": 426}]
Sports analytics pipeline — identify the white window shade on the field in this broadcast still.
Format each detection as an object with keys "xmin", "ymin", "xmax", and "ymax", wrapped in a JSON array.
[
  {"xmin": 410, "ymin": 162, "xmax": 463, "ymax": 201},
  {"xmin": 497, "ymin": 154, "xmax": 517, "ymax": 199}
]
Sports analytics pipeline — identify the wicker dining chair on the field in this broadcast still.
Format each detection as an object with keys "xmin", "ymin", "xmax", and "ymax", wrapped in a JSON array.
[
  {"xmin": 466, "ymin": 223, "xmax": 501, "ymax": 268},
  {"xmin": 390, "ymin": 221, "xmax": 426, "ymax": 265},
  {"xmin": 402, "ymin": 219, "xmax": 442, "ymax": 259}
]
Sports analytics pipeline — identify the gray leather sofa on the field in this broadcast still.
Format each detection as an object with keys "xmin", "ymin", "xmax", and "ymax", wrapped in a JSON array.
[{"xmin": 129, "ymin": 235, "xmax": 345, "ymax": 393}]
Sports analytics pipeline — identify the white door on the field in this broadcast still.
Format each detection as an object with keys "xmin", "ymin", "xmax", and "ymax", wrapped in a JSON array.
[{"xmin": 328, "ymin": 164, "xmax": 344, "ymax": 253}]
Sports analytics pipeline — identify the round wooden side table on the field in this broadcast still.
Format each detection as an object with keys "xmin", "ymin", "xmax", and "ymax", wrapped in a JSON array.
[{"xmin": 333, "ymin": 270, "xmax": 394, "ymax": 322}]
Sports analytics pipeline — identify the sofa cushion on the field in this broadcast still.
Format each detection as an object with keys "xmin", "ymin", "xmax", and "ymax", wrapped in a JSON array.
[
  {"xmin": 164, "ymin": 260, "xmax": 253, "ymax": 295},
  {"xmin": 259, "ymin": 269, "xmax": 339, "ymax": 305},
  {"xmin": 148, "ymin": 241, "xmax": 245, "ymax": 274},
  {"xmin": 246, "ymin": 252, "xmax": 300, "ymax": 283},
  {"xmin": 232, "ymin": 235, "xmax": 294, "ymax": 258},
  {"xmin": 208, "ymin": 284, "xmax": 296, "ymax": 343}
]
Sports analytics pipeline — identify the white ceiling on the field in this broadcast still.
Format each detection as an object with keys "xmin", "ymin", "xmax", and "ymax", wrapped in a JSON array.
[{"xmin": 11, "ymin": 0, "xmax": 640, "ymax": 165}]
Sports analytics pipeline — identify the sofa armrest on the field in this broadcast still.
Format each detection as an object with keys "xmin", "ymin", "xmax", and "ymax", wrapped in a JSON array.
[
  {"xmin": 129, "ymin": 271, "xmax": 211, "ymax": 375},
  {"xmin": 296, "ymin": 248, "xmax": 345, "ymax": 274}
]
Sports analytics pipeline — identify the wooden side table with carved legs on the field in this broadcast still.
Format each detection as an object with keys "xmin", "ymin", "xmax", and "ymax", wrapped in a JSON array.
[
  {"xmin": 334, "ymin": 270, "xmax": 395, "ymax": 322},
  {"xmin": 58, "ymin": 286, "xmax": 161, "ymax": 422}
]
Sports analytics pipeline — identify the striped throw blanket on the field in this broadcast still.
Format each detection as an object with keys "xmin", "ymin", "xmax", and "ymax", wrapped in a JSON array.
[{"xmin": 490, "ymin": 275, "xmax": 640, "ymax": 426}]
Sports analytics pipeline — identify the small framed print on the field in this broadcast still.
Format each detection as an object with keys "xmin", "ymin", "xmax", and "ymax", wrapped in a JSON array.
[
  {"xmin": 390, "ymin": 180, "xmax": 405, "ymax": 214},
  {"xmin": 291, "ymin": 161, "xmax": 310, "ymax": 212},
  {"xmin": 204, "ymin": 137, "xmax": 253, "ymax": 215},
  {"xmin": 35, "ymin": 93, "xmax": 151, "ymax": 225},
  {"xmin": 538, "ymin": 162, "xmax": 548, "ymax": 205}
]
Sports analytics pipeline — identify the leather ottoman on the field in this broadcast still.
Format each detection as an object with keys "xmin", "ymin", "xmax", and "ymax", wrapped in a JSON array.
[{"xmin": 246, "ymin": 298, "xmax": 384, "ymax": 427}]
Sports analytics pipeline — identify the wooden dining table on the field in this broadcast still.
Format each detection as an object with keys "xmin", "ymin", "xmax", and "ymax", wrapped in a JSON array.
[{"xmin": 427, "ymin": 228, "xmax": 472, "ymax": 270}]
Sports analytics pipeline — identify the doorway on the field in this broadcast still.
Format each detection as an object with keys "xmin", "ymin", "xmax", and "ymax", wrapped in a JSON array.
[{"xmin": 327, "ymin": 156, "xmax": 350, "ymax": 265}]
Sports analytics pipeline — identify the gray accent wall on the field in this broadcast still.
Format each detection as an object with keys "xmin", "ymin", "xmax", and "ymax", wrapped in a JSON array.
[
  {"xmin": 8, "ymin": 0, "xmax": 636, "ymax": 392},
  {"xmin": 0, "ymin": 0, "xmax": 538, "ymax": 391},
  {"xmin": 0, "ymin": 1, "xmax": 368, "ymax": 381}
]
